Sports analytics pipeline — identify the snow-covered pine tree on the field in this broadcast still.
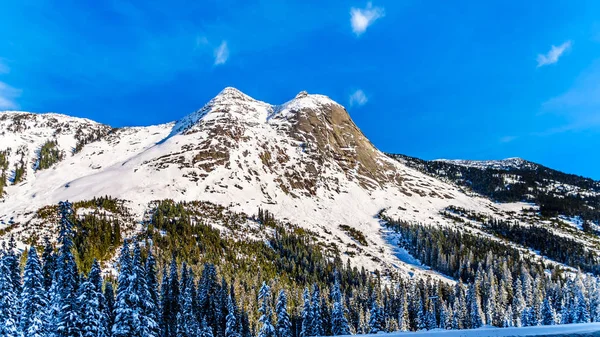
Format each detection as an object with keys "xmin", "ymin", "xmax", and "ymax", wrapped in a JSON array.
[
  {"xmin": 177, "ymin": 268, "xmax": 200, "ymax": 337},
  {"xmin": 438, "ymin": 302, "xmax": 448, "ymax": 330},
  {"xmin": 467, "ymin": 283, "xmax": 483, "ymax": 329},
  {"xmin": 88, "ymin": 259, "xmax": 109, "ymax": 333},
  {"xmin": 41, "ymin": 236, "xmax": 55, "ymax": 292},
  {"xmin": 132, "ymin": 242, "xmax": 159, "ymax": 337},
  {"xmin": 145, "ymin": 249, "xmax": 160, "ymax": 330},
  {"xmin": 330, "ymin": 276, "xmax": 349, "ymax": 336},
  {"xmin": 398, "ymin": 291, "xmax": 410, "ymax": 332},
  {"xmin": 78, "ymin": 279, "xmax": 108, "ymax": 337},
  {"xmin": 258, "ymin": 282, "xmax": 276, "ymax": 337},
  {"xmin": 164, "ymin": 259, "xmax": 180, "ymax": 337},
  {"xmin": 574, "ymin": 287, "xmax": 590, "ymax": 324},
  {"xmin": 201, "ymin": 316, "xmax": 215, "ymax": 337},
  {"xmin": 104, "ymin": 282, "xmax": 115, "ymax": 330},
  {"xmin": 6, "ymin": 236, "xmax": 22, "ymax": 296},
  {"xmin": 416, "ymin": 301, "xmax": 426, "ymax": 331},
  {"xmin": 275, "ymin": 290, "xmax": 292, "ymax": 337},
  {"xmin": 301, "ymin": 287, "xmax": 313, "ymax": 337},
  {"xmin": 541, "ymin": 298, "xmax": 556, "ymax": 325},
  {"xmin": 0, "ymin": 255, "xmax": 22, "ymax": 337},
  {"xmin": 112, "ymin": 240, "xmax": 135, "ymax": 337},
  {"xmin": 369, "ymin": 300, "xmax": 383, "ymax": 333},
  {"xmin": 310, "ymin": 285, "xmax": 324, "ymax": 337},
  {"xmin": 20, "ymin": 246, "xmax": 47, "ymax": 335},
  {"xmin": 55, "ymin": 200, "xmax": 81, "ymax": 337},
  {"xmin": 425, "ymin": 305, "xmax": 436, "ymax": 330},
  {"xmin": 226, "ymin": 294, "xmax": 241, "ymax": 337}
]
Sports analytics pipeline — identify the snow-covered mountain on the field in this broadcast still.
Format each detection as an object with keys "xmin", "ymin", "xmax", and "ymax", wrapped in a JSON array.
[
  {"xmin": 433, "ymin": 157, "xmax": 538, "ymax": 171},
  {"xmin": 1, "ymin": 88, "xmax": 598, "ymax": 278}
]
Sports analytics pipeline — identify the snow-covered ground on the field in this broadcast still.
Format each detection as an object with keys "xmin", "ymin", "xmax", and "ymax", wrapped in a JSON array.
[{"xmin": 354, "ymin": 323, "xmax": 600, "ymax": 336}]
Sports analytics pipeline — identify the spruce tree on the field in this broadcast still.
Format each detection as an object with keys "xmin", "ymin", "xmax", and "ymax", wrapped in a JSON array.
[
  {"xmin": 301, "ymin": 287, "xmax": 313, "ymax": 337},
  {"xmin": 467, "ymin": 283, "xmax": 483, "ymax": 329},
  {"xmin": 369, "ymin": 300, "xmax": 383, "ymax": 333},
  {"xmin": 0, "ymin": 256, "xmax": 21, "ymax": 337},
  {"xmin": 104, "ymin": 282, "xmax": 116, "ymax": 331},
  {"xmin": 330, "ymin": 277, "xmax": 349, "ymax": 336},
  {"xmin": 275, "ymin": 290, "xmax": 292, "ymax": 337},
  {"xmin": 541, "ymin": 298, "xmax": 556, "ymax": 325},
  {"xmin": 41, "ymin": 236, "xmax": 55, "ymax": 292},
  {"xmin": 20, "ymin": 246, "xmax": 47, "ymax": 335},
  {"xmin": 112, "ymin": 240, "xmax": 134, "ymax": 337},
  {"xmin": 226, "ymin": 294, "xmax": 241, "ymax": 337},
  {"xmin": 78, "ymin": 279, "xmax": 108, "ymax": 337},
  {"xmin": 310, "ymin": 285, "xmax": 323, "ymax": 336},
  {"xmin": 132, "ymin": 242, "xmax": 159, "ymax": 337},
  {"xmin": 258, "ymin": 282, "xmax": 276, "ymax": 337},
  {"xmin": 177, "ymin": 268, "xmax": 200, "ymax": 337},
  {"xmin": 55, "ymin": 201, "xmax": 81, "ymax": 337}
]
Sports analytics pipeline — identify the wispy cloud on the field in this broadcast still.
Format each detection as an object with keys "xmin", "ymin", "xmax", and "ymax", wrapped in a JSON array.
[
  {"xmin": 214, "ymin": 41, "xmax": 229, "ymax": 66},
  {"xmin": 499, "ymin": 136, "xmax": 517, "ymax": 143},
  {"xmin": 537, "ymin": 62, "xmax": 600, "ymax": 135},
  {"xmin": 0, "ymin": 60, "xmax": 9, "ymax": 74},
  {"xmin": 0, "ymin": 81, "xmax": 21, "ymax": 110},
  {"xmin": 350, "ymin": 2, "xmax": 384, "ymax": 36},
  {"xmin": 349, "ymin": 89, "xmax": 368, "ymax": 107},
  {"xmin": 536, "ymin": 41, "xmax": 571, "ymax": 67}
]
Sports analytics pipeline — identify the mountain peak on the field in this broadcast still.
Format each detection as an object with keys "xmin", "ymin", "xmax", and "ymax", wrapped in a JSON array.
[{"xmin": 212, "ymin": 87, "xmax": 257, "ymax": 103}]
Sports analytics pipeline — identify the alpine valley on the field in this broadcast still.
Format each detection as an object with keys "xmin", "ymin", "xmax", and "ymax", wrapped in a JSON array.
[{"xmin": 1, "ymin": 87, "xmax": 600, "ymax": 336}]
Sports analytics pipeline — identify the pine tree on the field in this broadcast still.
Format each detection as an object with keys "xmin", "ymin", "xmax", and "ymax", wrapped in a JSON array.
[
  {"xmin": 112, "ymin": 240, "xmax": 135, "ymax": 337},
  {"xmin": 226, "ymin": 294, "xmax": 241, "ymax": 337},
  {"xmin": 0, "ymin": 256, "xmax": 22, "ymax": 337},
  {"xmin": 20, "ymin": 246, "xmax": 48, "ymax": 335},
  {"xmin": 78, "ymin": 279, "xmax": 108, "ymax": 337},
  {"xmin": 301, "ymin": 287, "xmax": 313, "ymax": 337},
  {"xmin": 541, "ymin": 298, "xmax": 556, "ymax": 326},
  {"xmin": 55, "ymin": 201, "xmax": 81, "ymax": 337},
  {"xmin": 177, "ymin": 267, "xmax": 200, "ymax": 337},
  {"xmin": 258, "ymin": 282, "xmax": 276, "ymax": 337},
  {"xmin": 398, "ymin": 291, "xmax": 410, "ymax": 332},
  {"xmin": 41, "ymin": 236, "xmax": 55, "ymax": 292},
  {"xmin": 311, "ymin": 285, "xmax": 324, "ymax": 336},
  {"xmin": 275, "ymin": 290, "xmax": 292, "ymax": 337},
  {"xmin": 416, "ymin": 301, "xmax": 426, "ymax": 331},
  {"xmin": 467, "ymin": 283, "xmax": 483, "ymax": 329},
  {"xmin": 201, "ymin": 316, "xmax": 215, "ymax": 337},
  {"xmin": 369, "ymin": 300, "xmax": 383, "ymax": 333},
  {"xmin": 132, "ymin": 242, "xmax": 159, "ymax": 337},
  {"xmin": 330, "ymin": 276, "xmax": 349, "ymax": 336},
  {"xmin": 104, "ymin": 282, "xmax": 116, "ymax": 330},
  {"xmin": 146, "ymin": 248, "xmax": 160, "ymax": 329}
]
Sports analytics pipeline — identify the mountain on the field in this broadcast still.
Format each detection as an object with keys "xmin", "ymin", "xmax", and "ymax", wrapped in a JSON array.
[
  {"xmin": 389, "ymin": 153, "xmax": 600, "ymax": 222},
  {"xmin": 1, "ymin": 88, "xmax": 599, "ymax": 279}
]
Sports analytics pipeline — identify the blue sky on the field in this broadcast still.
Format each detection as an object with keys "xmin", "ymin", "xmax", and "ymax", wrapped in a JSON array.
[{"xmin": 1, "ymin": 1, "xmax": 599, "ymax": 179}]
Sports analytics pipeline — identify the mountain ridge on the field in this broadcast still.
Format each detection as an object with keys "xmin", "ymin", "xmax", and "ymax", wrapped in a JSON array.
[{"xmin": 1, "ymin": 87, "xmax": 599, "ymax": 279}]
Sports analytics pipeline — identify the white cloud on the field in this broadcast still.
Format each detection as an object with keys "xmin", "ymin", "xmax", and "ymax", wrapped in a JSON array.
[
  {"xmin": 349, "ymin": 89, "xmax": 368, "ymax": 107},
  {"xmin": 350, "ymin": 2, "xmax": 384, "ymax": 36},
  {"xmin": 0, "ymin": 81, "xmax": 21, "ymax": 110},
  {"xmin": 536, "ymin": 41, "xmax": 571, "ymax": 67},
  {"xmin": 499, "ymin": 136, "xmax": 517, "ymax": 143},
  {"xmin": 214, "ymin": 41, "xmax": 229, "ymax": 66}
]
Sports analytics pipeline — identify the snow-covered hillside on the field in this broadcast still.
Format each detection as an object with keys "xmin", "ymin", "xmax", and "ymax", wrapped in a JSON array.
[{"xmin": 0, "ymin": 88, "xmax": 598, "ymax": 277}]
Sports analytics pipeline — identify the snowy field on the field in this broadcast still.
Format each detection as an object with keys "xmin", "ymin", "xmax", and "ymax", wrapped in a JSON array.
[{"xmin": 353, "ymin": 323, "xmax": 600, "ymax": 336}]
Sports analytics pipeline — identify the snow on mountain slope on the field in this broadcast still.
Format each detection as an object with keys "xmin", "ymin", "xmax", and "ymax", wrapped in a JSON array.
[
  {"xmin": 433, "ymin": 157, "xmax": 538, "ymax": 171},
  {"xmin": 0, "ymin": 88, "xmax": 587, "ymax": 278}
]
